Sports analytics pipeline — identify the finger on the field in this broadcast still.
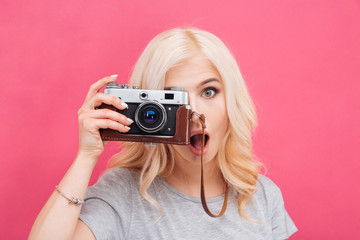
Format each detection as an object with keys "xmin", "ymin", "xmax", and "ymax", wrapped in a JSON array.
[
  {"xmin": 86, "ymin": 109, "xmax": 134, "ymax": 126},
  {"xmin": 84, "ymin": 74, "xmax": 119, "ymax": 102},
  {"xmin": 87, "ymin": 92, "xmax": 128, "ymax": 110},
  {"xmin": 85, "ymin": 118, "xmax": 131, "ymax": 133}
]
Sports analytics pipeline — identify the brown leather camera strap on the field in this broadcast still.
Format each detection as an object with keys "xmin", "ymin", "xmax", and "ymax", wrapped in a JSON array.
[{"xmin": 195, "ymin": 112, "xmax": 229, "ymax": 218}]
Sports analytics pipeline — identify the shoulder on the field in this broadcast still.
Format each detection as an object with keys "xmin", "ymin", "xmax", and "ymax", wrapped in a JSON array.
[
  {"xmin": 254, "ymin": 174, "xmax": 285, "ymax": 209},
  {"xmin": 81, "ymin": 168, "xmax": 140, "ymax": 221},
  {"xmin": 94, "ymin": 167, "xmax": 138, "ymax": 186},
  {"xmin": 85, "ymin": 168, "xmax": 140, "ymax": 199},
  {"xmin": 100, "ymin": 167, "xmax": 139, "ymax": 182},
  {"xmin": 257, "ymin": 174, "xmax": 281, "ymax": 195}
]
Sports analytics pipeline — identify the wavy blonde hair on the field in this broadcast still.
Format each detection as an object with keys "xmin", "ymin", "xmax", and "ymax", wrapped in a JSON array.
[{"xmin": 107, "ymin": 27, "xmax": 261, "ymax": 220}]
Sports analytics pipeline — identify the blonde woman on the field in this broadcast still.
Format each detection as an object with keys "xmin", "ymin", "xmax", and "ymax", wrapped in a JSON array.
[{"xmin": 30, "ymin": 27, "xmax": 297, "ymax": 239}]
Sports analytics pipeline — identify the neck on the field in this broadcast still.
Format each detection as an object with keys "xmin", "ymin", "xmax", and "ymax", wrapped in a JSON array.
[{"xmin": 164, "ymin": 155, "xmax": 226, "ymax": 198}]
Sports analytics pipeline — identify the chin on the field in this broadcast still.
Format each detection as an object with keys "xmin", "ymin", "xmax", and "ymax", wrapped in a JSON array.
[{"xmin": 172, "ymin": 143, "xmax": 218, "ymax": 166}]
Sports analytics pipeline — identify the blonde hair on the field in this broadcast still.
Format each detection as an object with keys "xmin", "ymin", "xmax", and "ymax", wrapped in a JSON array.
[{"xmin": 107, "ymin": 27, "xmax": 261, "ymax": 220}]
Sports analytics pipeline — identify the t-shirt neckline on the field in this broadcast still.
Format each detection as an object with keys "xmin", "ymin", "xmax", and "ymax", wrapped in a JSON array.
[{"xmin": 156, "ymin": 176, "xmax": 228, "ymax": 204}]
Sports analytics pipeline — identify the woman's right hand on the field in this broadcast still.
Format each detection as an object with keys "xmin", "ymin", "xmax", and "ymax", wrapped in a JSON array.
[{"xmin": 76, "ymin": 75, "xmax": 133, "ymax": 160}]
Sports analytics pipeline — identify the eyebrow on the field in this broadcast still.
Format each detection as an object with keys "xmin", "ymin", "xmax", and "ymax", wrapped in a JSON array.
[
  {"xmin": 199, "ymin": 78, "xmax": 221, "ymax": 86},
  {"xmin": 165, "ymin": 78, "xmax": 221, "ymax": 90}
]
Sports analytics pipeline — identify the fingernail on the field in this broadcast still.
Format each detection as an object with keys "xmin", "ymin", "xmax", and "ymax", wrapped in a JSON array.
[
  {"xmin": 127, "ymin": 118, "xmax": 134, "ymax": 124},
  {"xmin": 124, "ymin": 126, "xmax": 131, "ymax": 130},
  {"xmin": 110, "ymin": 74, "xmax": 118, "ymax": 78},
  {"xmin": 121, "ymin": 102, "xmax": 128, "ymax": 109}
]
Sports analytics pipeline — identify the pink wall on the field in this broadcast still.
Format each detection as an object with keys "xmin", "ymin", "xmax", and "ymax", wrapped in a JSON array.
[{"xmin": 1, "ymin": 0, "xmax": 359, "ymax": 239}]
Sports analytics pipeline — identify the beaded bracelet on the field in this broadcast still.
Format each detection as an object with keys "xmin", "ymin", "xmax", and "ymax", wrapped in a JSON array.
[{"xmin": 55, "ymin": 186, "xmax": 84, "ymax": 205}]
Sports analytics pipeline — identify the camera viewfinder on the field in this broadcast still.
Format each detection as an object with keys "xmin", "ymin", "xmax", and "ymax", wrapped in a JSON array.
[{"xmin": 165, "ymin": 93, "xmax": 174, "ymax": 100}]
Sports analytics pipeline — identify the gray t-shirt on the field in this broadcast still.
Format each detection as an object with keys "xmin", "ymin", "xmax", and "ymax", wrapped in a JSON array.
[{"xmin": 80, "ymin": 168, "xmax": 297, "ymax": 239}]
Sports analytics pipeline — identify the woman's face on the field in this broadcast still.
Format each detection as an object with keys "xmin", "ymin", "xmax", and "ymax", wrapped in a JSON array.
[{"xmin": 165, "ymin": 55, "xmax": 229, "ymax": 166}]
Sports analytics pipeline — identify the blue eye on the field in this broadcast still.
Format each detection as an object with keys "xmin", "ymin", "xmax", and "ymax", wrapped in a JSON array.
[{"xmin": 202, "ymin": 87, "xmax": 218, "ymax": 98}]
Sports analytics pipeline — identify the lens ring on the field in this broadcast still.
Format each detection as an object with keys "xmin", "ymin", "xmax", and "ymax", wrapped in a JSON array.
[{"xmin": 135, "ymin": 101, "xmax": 167, "ymax": 133}]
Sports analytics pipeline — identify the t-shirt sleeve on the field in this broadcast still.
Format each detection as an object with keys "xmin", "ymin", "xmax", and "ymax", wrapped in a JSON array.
[
  {"xmin": 270, "ymin": 185, "xmax": 298, "ymax": 239},
  {"xmin": 259, "ymin": 175, "xmax": 298, "ymax": 239},
  {"xmin": 80, "ymin": 197, "xmax": 122, "ymax": 239},
  {"xmin": 79, "ymin": 168, "xmax": 133, "ymax": 240}
]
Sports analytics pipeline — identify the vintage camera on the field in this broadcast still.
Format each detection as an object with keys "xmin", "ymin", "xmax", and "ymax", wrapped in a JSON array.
[{"xmin": 99, "ymin": 82, "xmax": 192, "ymax": 145}]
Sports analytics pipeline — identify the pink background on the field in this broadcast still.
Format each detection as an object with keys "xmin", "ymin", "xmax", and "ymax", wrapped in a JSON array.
[{"xmin": 1, "ymin": 0, "xmax": 359, "ymax": 239}]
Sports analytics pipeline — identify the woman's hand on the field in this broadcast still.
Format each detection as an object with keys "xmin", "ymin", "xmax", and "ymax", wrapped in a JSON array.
[{"xmin": 77, "ymin": 75, "xmax": 133, "ymax": 159}]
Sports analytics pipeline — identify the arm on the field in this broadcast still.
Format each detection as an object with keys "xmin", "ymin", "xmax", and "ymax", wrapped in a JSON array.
[{"xmin": 29, "ymin": 75, "xmax": 132, "ymax": 240}]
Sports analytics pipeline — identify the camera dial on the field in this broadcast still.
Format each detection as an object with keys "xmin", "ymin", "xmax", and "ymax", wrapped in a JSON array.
[
  {"xmin": 106, "ymin": 82, "xmax": 120, "ymax": 88},
  {"xmin": 140, "ymin": 91, "xmax": 148, "ymax": 100},
  {"xmin": 170, "ymin": 87, "xmax": 185, "ymax": 91}
]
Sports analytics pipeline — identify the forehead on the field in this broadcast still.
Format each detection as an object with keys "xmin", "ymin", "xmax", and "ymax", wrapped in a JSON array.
[{"xmin": 165, "ymin": 56, "xmax": 222, "ymax": 88}]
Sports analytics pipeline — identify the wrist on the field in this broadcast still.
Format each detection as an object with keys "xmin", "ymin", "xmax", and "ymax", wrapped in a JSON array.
[{"xmin": 75, "ymin": 151, "xmax": 100, "ymax": 166}]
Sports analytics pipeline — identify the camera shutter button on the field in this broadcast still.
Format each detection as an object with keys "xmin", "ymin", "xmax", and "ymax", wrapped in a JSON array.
[{"xmin": 121, "ymin": 84, "xmax": 129, "ymax": 89}]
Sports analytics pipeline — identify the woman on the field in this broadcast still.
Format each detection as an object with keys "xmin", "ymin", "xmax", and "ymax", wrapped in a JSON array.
[{"xmin": 30, "ymin": 27, "xmax": 297, "ymax": 239}]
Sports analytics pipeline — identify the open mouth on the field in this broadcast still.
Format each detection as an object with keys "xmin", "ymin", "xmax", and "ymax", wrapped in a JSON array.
[{"xmin": 190, "ymin": 134, "xmax": 209, "ymax": 150}]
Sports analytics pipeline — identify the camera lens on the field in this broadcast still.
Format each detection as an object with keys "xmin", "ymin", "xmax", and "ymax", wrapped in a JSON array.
[
  {"xmin": 144, "ymin": 110, "xmax": 157, "ymax": 123},
  {"xmin": 135, "ymin": 101, "xmax": 167, "ymax": 133}
]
